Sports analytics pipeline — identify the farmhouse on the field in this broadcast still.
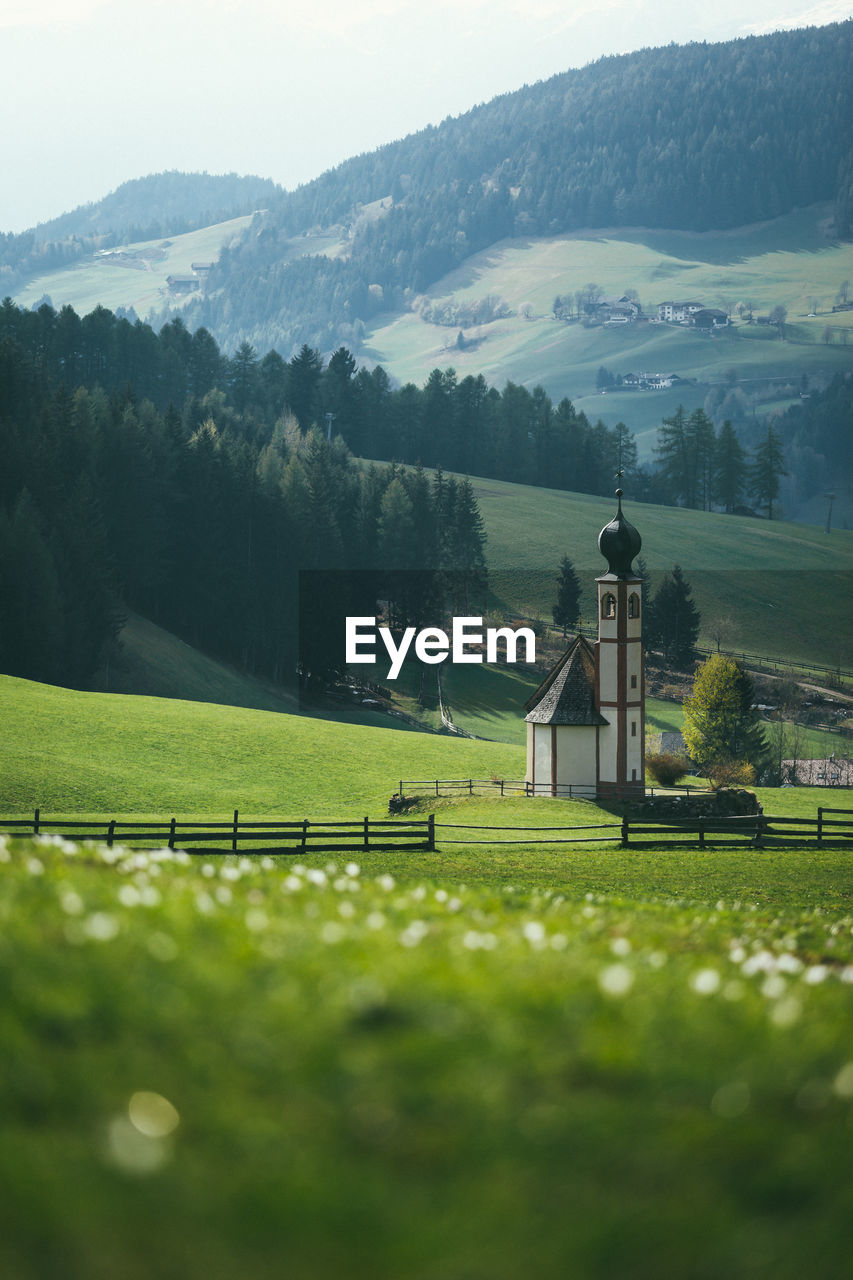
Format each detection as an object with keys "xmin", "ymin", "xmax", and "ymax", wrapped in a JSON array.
[
  {"xmin": 166, "ymin": 274, "xmax": 200, "ymax": 296},
  {"xmin": 525, "ymin": 492, "xmax": 644, "ymax": 799},
  {"xmin": 691, "ymin": 307, "xmax": 728, "ymax": 329},
  {"xmin": 587, "ymin": 295, "xmax": 642, "ymax": 325},
  {"xmin": 657, "ymin": 300, "xmax": 703, "ymax": 323}
]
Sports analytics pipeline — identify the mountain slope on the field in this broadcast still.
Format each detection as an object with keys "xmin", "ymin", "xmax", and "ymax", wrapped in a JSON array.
[
  {"xmin": 186, "ymin": 22, "xmax": 853, "ymax": 353},
  {"xmin": 0, "ymin": 172, "xmax": 279, "ymax": 296}
]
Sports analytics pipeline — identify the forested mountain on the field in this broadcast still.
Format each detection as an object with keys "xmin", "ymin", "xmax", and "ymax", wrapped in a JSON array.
[
  {"xmin": 0, "ymin": 172, "xmax": 279, "ymax": 296},
  {"xmin": 177, "ymin": 22, "xmax": 853, "ymax": 353}
]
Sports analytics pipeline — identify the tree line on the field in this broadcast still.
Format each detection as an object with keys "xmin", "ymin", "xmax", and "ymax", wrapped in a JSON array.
[
  {"xmin": 0, "ymin": 307, "xmax": 489, "ymax": 692},
  {"xmin": 654, "ymin": 407, "xmax": 788, "ymax": 518},
  {"xmin": 0, "ymin": 299, "xmax": 654, "ymax": 499}
]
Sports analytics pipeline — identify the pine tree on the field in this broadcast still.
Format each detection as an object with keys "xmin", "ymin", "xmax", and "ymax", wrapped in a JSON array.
[
  {"xmin": 714, "ymin": 420, "xmax": 747, "ymax": 512},
  {"xmin": 687, "ymin": 408, "xmax": 716, "ymax": 511},
  {"xmin": 645, "ymin": 564, "xmax": 700, "ymax": 666},
  {"xmin": 654, "ymin": 406, "xmax": 694, "ymax": 507},
  {"xmin": 749, "ymin": 425, "xmax": 787, "ymax": 520},
  {"xmin": 552, "ymin": 555, "xmax": 581, "ymax": 638}
]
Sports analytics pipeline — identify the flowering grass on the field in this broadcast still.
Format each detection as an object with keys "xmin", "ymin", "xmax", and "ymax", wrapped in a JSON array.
[{"xmin": 2, "ymin": 829, "xmax": 853, "ymax": 1279}]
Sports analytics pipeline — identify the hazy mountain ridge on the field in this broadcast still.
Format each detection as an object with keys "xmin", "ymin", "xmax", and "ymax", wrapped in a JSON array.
[
  {"xmin": 0, "ymin": 172, "xmax": 280, "ymax": 296},
  {"xmin": 181, "ymin": 22, "xmax": 853, "ymax": 353}
]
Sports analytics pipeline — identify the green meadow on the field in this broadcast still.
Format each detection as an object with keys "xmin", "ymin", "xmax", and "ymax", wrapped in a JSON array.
[
  {"xmin": 467, "ymin": 481, "xmax": 853, "ymax": 671},
  {"xmin": 2, "ymin": 667, "xmax": 853, "ymax": 1277},
  {"xmin": 364, "ymin": 203, "xmax": 853, "ymax": 438},
  {"xmin": 15, "ymin": 216, "xmax": 254, "ymax": 318}
]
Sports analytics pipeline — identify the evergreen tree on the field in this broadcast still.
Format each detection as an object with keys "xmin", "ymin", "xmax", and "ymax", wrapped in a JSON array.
[
  {"xmin": 654, "ymin": 406, "xmax": 694, "ymax": 507},
  {"xmin": 0, "ymin": 491, "xmax": 64, "ymax": 683},
  {"xmin": 447, "ymin": 477, "xmax": 488, "ymax": 612},
  {"xmin": 645, "ymin": 564, "xmax": 700, "ymax": 666},
  {"xmin": 714, "ymin": 420, "xmax": 747, "ymax": 512},
  {"xmin": 287, "ymin": 344, "xmax": 324, "ymax": 431},
  {"xmin": 749, "ymin": 425, "xmax": 787, "ymax": 519},
  {"xmin": 552, "ymin": 555, "xmax": 581, "ymax": 638},
  {"xmin": 687, "ymin": 408, "xmax": 716, "ymax": 511}
]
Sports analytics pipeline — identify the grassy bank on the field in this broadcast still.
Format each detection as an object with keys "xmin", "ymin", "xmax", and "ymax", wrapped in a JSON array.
[{"xmin": 1, "ymin": 827, "xmax": 852, "ymax": 1279}]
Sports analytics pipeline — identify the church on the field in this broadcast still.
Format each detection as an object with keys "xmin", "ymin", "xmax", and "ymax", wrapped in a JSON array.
[{"xmin": 524, "ymin": 491, "xmax": 645, "ymax": 799}]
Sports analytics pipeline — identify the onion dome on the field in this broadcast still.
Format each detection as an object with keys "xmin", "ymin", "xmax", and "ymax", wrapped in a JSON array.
[{"xmin": 598, "ymin": 489, "xmax": 641, "ymax": 578}]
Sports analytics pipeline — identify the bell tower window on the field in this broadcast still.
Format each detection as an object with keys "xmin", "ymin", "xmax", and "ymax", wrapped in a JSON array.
[
  {"xmin": 628, "ymin": 592, "xmax": 640, "ymax": 618},
  {"xmin": 601, "ymin": 593, "xmax": 616, "ymax": 620}
]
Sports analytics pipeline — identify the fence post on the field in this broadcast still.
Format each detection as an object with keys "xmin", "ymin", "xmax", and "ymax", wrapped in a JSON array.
[
  {"xmin": 817, "ymin": 808, "xmax": 823, "ymax": 847},
  {"xmin": 107, "ymin": 819, "xmax": 115, "ymax": 848},
  {"xmin": 232, "ymin": 809, "xmax": 239, "ymax": 854},
  {"xmin": 427, "ymin": 813, "xmax": 435, "ymax": 852},
  {"xmin": 363, "ymin": 816, "xmax": 369, "ymax": 852},
  {"xmin": 753, "ymin": 815, "xmax": 765, "ymax": 849},
  {"xmin": 500, "ymin": 780, "xmax": 504, "ymax": 797},
  {"xmin": 168, "ymin": 817, "xmax": 176, "ymax": 851},
  {"xmin": 301, "ymin": 820, "xmax": 308, "ymax": 853},
  {"xmin": 33, "ymin": 807, "xmax": 40, "ymax": 837},
  {"xmin": 698, "ymin": 821, "xmax": 705, "ymax": 850},
  {"xmin": 469, "ymin": 779, "xmax": 473, "ymax": 795},
  {"xmin": 621, "ymin": 815, "xmax": 630, "ymax": 848},
  {"xmin": 435, "ymin": 780, "xmax": 439, "ymax": 797}
]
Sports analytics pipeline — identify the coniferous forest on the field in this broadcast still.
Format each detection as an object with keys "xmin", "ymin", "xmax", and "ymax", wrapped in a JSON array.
[{"xmin": 2, "ymin": 279, "xmax": 850, "ymax": 692}]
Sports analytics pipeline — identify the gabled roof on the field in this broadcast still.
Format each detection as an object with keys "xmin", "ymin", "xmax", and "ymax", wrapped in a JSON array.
[{"xmin": 524, "ymin": 635, "xmax": 607, "ymax": 725}]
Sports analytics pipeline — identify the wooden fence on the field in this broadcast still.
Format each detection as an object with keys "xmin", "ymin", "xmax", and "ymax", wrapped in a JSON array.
[
  {"xmin": 1, "ymin": 808, "xmax": 850, "ymax": 854},
  {"xmin": 398, "ymin": 778, "xmax": 705, "ymax": 799},
  {"xmin": 1, "ymin": 809, "xmax": 434, "ymax": 855},
  {"xmin": 619, "ymin": 807, "xmax": 853, "ymax": 849},
  {"xmin": 429, "ymin": 808, "xmax": 853, "ymax": 848}
]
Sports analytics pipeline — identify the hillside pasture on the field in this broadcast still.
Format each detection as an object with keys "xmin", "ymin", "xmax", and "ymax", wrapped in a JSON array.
[
  {"xmin": 15, "ymin": 216, "xmax": 254, "ymax": 318},
  {"xmin": 465, "ymin": 484, "xmax": 853, "ymax": 669},
  {"xmin": 364, "ymin": 203, "xmax": 853, "ymax": 424},
  {"xmin": 0, "ymin": 674, "xmax": 523, "ymax": 817}
]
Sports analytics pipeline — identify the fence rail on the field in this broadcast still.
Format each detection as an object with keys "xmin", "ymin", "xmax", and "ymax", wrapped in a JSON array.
[
  {"xmin": 399, "ymin": 778, "xmax": 703, "ymax": 799},
  {"xmin": 1, "ymin": 809, "xmax": 434, "ymax": 855},
  {"xmin": 2, "ymin": 808, "xmax": 850, "ymax": 854}
]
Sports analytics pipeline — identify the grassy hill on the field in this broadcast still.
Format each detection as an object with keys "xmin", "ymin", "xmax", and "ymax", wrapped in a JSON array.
[
  {"xmin": 463, "ymin": 477, "xmax": 853, "ymax": 670},
  {"xmin": 364, "ymin": 204, "xmax": 853, "ymax": 448},
  {"xmin": 15, "ymin": 215, "xmax": 254, "ymax": 319},
  {"xmin": 0, "ymin": 674, "xmax": 523, "ymax": 816}
]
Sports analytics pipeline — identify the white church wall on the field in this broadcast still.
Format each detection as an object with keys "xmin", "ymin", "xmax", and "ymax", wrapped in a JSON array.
[
  {"xmin": 532, "ymin": 724, "xmax": 552, "ymax": 793},
  {"xmin": 598, "ymin": 711, "xmax": 618, "ymax": 782},
  {"xmin": 556, "ymin": 727, "xmax": 597, "ymax": 795}
]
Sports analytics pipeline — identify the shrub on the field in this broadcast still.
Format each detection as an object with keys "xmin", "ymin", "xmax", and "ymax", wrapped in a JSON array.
[
  {"xmin": 708, "ymin": 759, "xmax": 757, "ymax": 789},
  {"xmin": 645, "ymin": 752, "xmax": 690, "ymax": 786}
]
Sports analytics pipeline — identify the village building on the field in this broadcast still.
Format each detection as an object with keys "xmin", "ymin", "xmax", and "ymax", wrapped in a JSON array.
[
  {"xmin": 524, "ymin": 492, "xmax": 645, "ymax": 799},
  {"xmin": 165, "ymin": 274, "xmax": 200, "ymax": 296},
  {"xmin": 691, "ymin": 307, "xmax": 728, "ymax": 329},
  {"xmin": 657, "ymin": 300, "xmax": 704, "ymax": 323},
  {"xmin": 586, "ymin": 295, "xmax": 642, "ymax": 325}
]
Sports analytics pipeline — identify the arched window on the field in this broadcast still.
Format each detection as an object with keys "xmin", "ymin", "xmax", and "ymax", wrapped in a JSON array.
[
  {"xmin": 628, "ymin": 592, "xmax": 640, "ymax": 618},
  {"xmin": 601, "ymin": 593, "xmax": 616, "ymax": 620}
]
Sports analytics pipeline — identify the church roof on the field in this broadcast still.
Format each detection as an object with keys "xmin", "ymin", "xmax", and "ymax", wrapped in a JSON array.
[
  {"xmin": 598, "ymin": 489, "xmax": 642, "ymax": 578},
  {"xmin": 524, "ymin": 635, "xmax": 607, "ymax": 725}
]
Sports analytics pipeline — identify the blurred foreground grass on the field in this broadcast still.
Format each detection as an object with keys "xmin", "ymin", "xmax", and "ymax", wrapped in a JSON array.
[{"xmin": 2, "ymin": 830, "xmax": 853, "ymax": 1279}]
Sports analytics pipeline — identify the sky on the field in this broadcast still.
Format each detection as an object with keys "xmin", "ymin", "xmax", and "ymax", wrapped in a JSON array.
[{"xmin": 2, "ymin": 0, "xmax": 852, "ymax": 233}]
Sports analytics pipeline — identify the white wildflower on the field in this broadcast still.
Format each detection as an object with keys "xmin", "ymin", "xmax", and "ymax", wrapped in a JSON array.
[
  {"xmin": 598, "ymin": 964, "xmax": 634, "ymax": 997},
  {"xmin": 690, "ymin": 968, "xmax": 721, "ymax": 996}
]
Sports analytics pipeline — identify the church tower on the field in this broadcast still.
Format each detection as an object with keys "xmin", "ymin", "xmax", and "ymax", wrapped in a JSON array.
[
  {"xmin": 523, "ymin": 490, "xmax": 645, "ymax": 799},
  {"xmin": 595, "ymin": 490, "xmax": 645, "ymax": 798}
]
